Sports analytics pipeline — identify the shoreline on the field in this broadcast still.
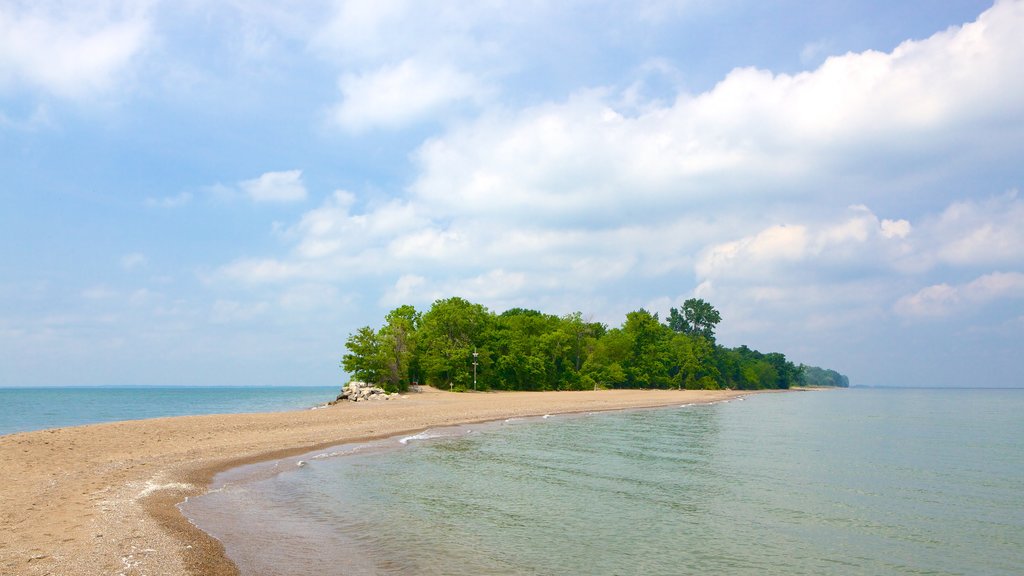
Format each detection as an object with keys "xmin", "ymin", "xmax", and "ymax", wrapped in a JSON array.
[{"xmin": 0, "ymin": 388, "xmax": 766, "ymax": 575}]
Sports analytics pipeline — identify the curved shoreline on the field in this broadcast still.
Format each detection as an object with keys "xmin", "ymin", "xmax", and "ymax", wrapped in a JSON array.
[{"xmin": 0, "ymin": 388, "xmax": 764, "ymax": 575}]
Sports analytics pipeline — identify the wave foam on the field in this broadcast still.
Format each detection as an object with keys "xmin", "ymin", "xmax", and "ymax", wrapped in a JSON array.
[{"xmin": 399, "ymin": 430, "xmax": 442, "ymax": 444}]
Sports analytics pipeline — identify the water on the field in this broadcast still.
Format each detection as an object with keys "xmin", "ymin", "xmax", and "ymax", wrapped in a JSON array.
[
  {"xmin": 0, "ymin": 386, "xmax": 338, "ymax": 436},
  {"xmin": 184, "ymin": 389, "xmax": 1024, "ymax": 575}
]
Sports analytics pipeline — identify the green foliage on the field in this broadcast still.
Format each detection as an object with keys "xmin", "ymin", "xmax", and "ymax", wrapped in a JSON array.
[
  {"xmin": 417, "ymin": 297, "xmax": 491, "ymax": 388},
  {"xmin": 340, "ymin": 306, "xmax": 420, "ymax": 393},
  {"xmin": 341, "ymin": 297, "xmax": 844, "ymax": 393},
  {"xmin": 799, "ymin": 364, "xmax": 850, "ymax": 387},
  {"xmin": 341, "ymin": 326, "xmax": 385, "ymax": 385},
  {"xmin": 668, "ymin": 298, "xmax": 722, "ymax": 342}
]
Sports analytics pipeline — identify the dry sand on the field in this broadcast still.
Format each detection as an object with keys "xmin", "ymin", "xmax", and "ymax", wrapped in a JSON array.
[{"xmin": 0, "ymin": 387, "xmax": 756, "ymax": 575}]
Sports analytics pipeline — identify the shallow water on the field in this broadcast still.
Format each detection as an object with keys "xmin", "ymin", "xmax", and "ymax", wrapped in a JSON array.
[
  {"xmin": 0, "ymin": 386, "xmax": 337, "ymax": 435},
  {"xmin": 184, "ymin": 389, "xmax": 1024, "ymax": 575}
]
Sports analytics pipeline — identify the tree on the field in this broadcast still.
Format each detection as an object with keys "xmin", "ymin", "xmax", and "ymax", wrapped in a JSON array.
[
  {"xmin": 582, "ymin": 328, "xmax": 630, "ymax": 389},
  {"xmin": 800, "ymin": 365, "xmax": 850, "ymax": 387},
  {"xmin": 341, "ymin": 326, "xmax": 385, "ymax": 384},
  {"xmin": 668, "ymin": 298, "xmax": 722, "ymax": 342},
  {"xmin": 378, "ymin": 305, "xmax": 420, "ymax": 392},
  {"xmin": 622, "ymin": 309, "xmax": 671, "ymax": 388},
  {"xmin": 677, "ymin": 335, "xmax": 720, "ymax": 389},
  {"xmin": 340, "ymin": 295, "xmax": 844, "ymax": 393},
  {"xmin": 561, "ymin": 311, "xmax": 600, "ymax": 373},
  {"xmin": 764, "ymin": 352, "xmax": 801, "ymax": 389},
  {"xmin": 417, "ymin": 297, "xmax": 491, "ymax": 388}
]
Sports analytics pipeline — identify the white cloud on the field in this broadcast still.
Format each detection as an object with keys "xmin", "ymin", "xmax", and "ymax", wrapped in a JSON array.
[
  {"xmin": 240, "ymin": 170, "xmax": 308, "ymax": 203},
  {"xmin": 928, "ymin": 191, "xmax": 1024, "ymax": 267},
  {"xmin": 880, "ymin": 218, "xmax": 912, "ymax": 239},
  {"xmin": 407, "ymin": 0, "xmax": 1024, "ymax": 221},
  {"xmin": 219, "ymin": 258, "xmax": 310, "ymax": 285},
  {"xmin": 82, "ymin": 285, "xmax": 118, "ymax": 300},
  {"xmin": 211, "ymin": 299, "xmax": 268, "ymax": 324},
  {"xmin": 799, "ymin": 40, "xmax": 830, "ymax": 66},
  {"xmin": 381, "ymin": 274, "xmax": 426, "ymax": 306},
  {"xmin": 146, "ymin": 191, "xmax": 192, "ymax": 208},
  {"xmin": 331, "ymin": 59, "xmax": 485, "ymax": 132},
  {"xmin": 279, "ymin": 283, "xmax": 341, "ymax": 312},
  {"xmin": 312, "ymin": 0, "xmax": 419, "ymax": 62},
  {"xmin": 695, "ymin": 206, "xmax": 914, "ymax": 284},
  {"xmin": 895, "ymin": 272, "xmax": 1024, "ymax": 318},
  {"xmin": 120, "ymin": 252, "xmax": 148, "ymax": 270},
  {"xmin": 0, "ymin": 1, "xmax": 151, "ymax": 98},
  {"xmin": 212, "ymin": 2, "xmax": 1024, "ymax": 358}
]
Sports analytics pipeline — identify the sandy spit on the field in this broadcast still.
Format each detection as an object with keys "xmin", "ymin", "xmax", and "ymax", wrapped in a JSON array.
[{"xmin": 0, "ymin": 387, "xmax": 759, "ymax": 575}]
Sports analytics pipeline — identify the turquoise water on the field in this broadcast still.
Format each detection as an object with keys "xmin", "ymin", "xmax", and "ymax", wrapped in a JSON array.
[
  {"xmin": 184, "ymin": 389, "xmax": 1024, "ymax": 575},
  {"xmin": 0, "ymin": 386, "xmax": 338, "ymax": 436}
]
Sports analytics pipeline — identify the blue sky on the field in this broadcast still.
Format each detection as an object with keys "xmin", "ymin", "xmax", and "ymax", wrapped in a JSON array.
[{"xmin": 2, "ymin": 0, "xmax": 1021, "ymax": 387}]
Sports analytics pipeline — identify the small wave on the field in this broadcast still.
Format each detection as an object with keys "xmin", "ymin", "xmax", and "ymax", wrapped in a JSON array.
[
  {"xmin": 542, "ymin": 414, "xmax": 552, "ymax": 419},
  {"xmin": 313, "ymin": 446, "xmax": 362, "ymax": 460},
  {"xmin": 399, "ymin": 430, "xmax": 442, "ymax": 444},
  {"xmin": 679, "ymin": 403, "xmax": 694, "ymax": 408}
]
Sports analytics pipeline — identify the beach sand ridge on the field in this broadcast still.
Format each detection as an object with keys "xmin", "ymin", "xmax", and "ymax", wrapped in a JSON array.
[{"xmin": 0, "ymin": 388, "xmax": 756, "ymax": 575}]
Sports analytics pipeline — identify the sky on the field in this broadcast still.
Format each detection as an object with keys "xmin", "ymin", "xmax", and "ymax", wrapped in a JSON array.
[{"xmin": 1, "ymin": 0, "xmax": 1022, "ymax": 388}]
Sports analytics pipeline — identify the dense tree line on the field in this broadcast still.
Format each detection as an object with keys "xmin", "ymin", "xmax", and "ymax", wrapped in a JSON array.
[
  {"xmin": 342, "ymin": 297, "xmax": 846, "ymax": 393},
  {"xmin": 800, "ymin": 365, "xmax": 850, "ymax": 388}
]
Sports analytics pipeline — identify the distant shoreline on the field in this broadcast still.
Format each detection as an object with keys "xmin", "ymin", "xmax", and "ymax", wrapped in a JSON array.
[{"xmin": 0, "ymin": 388, "xmax": 768, "ymax": 576}]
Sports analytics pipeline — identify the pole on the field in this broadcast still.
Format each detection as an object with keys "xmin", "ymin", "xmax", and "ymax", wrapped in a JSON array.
[{"xmin": 473, "ymin": 347, "xmax": 479, "ymax": 391}]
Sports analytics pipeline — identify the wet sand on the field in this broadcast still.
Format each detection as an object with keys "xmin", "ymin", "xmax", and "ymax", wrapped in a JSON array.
[{"xmin": 0, "ymin": 387, "xmax": 756, "ymax": 575}]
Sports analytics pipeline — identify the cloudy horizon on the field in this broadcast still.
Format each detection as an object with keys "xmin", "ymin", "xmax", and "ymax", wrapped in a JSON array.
[{"xmin": 2, "ymin": 0, "xmax": 1021, "ymax": 387}]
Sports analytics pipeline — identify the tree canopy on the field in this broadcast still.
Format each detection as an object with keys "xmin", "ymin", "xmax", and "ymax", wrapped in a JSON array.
[{"xmin": 342, "ymin": 297, "xmax": 847, "ymax": 393}]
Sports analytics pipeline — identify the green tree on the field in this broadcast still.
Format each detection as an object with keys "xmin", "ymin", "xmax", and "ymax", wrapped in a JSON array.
[
  {"xmin": 678, "ymin": 335, "xmax": 720, "ymax": 389},
  {"xmin": 582, "ymin": 328, "xmax": 629, "ymax": 389},
  {"xmin": 561, "ymin": 311, "xmax": 601, "ymax": 373},
  {"xmin": 341, "ymin": 295, "xmax": 841, "ymax": 394},
  {"xmin": 341, "ymin": 326, "xmax": 385, "ymax": 384},
  {"xmin": 622, "ymin": 309, "xmax": 671, "ymax": 388},
  {"xmin": 668, "ymin": 298, "xmax": 722, "ymax": 342},
  {"xmin": 418, "ymin": 297, "xmax": 491, "ymax": 388},
  {"xmin": 378, "ymin": 305, "xmax": 420, "ymax": 392}
]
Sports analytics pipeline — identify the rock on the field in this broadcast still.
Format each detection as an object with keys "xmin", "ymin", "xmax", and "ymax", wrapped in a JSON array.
[{"xmin": 333, "ymin": 380, "xmax": 392, "ymax": 403}]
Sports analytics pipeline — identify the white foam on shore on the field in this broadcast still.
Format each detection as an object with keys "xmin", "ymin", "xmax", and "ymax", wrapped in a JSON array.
[
  {"xmin": 312, "ymin": 446, "xmax": 362, "ymax": 460},
  {"xmin": 399, "ymin": 430, "xmax": 443, "ymax": 444},
  {"xmin": 137, "ymin": 481, "xmax": 194, "ymax": 499}
]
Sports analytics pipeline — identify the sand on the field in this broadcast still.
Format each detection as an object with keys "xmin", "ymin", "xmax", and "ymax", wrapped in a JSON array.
[{"xmin": 0, "ymin": 387, "xmax": 756, "ymax": 575}]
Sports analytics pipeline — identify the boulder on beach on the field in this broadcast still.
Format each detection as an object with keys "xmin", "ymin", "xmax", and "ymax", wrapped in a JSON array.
[{"xmin": 331, "ymin": 381, "xmax": 400, "ymax": 404}]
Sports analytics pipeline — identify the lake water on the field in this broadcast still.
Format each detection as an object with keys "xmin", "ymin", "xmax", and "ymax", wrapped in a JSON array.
[
  {"xmin": 183, "ymin": 388, "xmax": 1024, "ymax": 575},
  {"xmin": 0, "ymin": 386, "xmax": 338, "ymax": 436}
]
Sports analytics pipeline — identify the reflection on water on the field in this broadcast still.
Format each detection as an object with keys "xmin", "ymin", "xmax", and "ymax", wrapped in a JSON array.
[{"xmin": 184, "ymin": 390, "xmax": 1024, "ymax": 575}]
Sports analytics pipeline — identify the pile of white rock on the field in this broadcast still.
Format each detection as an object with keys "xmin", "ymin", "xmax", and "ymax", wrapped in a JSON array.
[{"xmin": 333, "ymin": 381, "xmax": 401, "ymax": 403}]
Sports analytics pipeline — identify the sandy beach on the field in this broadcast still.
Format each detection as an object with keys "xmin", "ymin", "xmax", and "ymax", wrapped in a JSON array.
[{"xmin": 0, "ymin": 387, "xmax": 755, "ymax": 576}]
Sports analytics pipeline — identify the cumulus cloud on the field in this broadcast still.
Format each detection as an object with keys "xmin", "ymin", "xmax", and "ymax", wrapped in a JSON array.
[
  {"xmin": 331, "ymin": 59, "xmax": 485, "ymax": 132},
  {"xmin": 895, "ymin": 272, "xmax": 1024, "ymax": 318},
  {"xmin": 312, "ymin": 1, "xmax": 509, "ymax": 133},
  {"xmin": 0, "ymin": 1, "xmax": 151, "ymax": 98},
  {"xmin": 216, "ymin": 1, "xmax": 1024, "ymax": 342},
  {"xmin": 927, "ymin": 191, "xmax": 1024, "ymax": 267},
  {"xmin": 240, "ymin": 170, "xmax": 308, "ymax": 203},
  {"xmin": 407, "ymin": 0, "xmax": 1024, "ymax": 221},
  {"xmin": 694, "ymin": 206, "xmax": 916, "ymax": 285}
]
